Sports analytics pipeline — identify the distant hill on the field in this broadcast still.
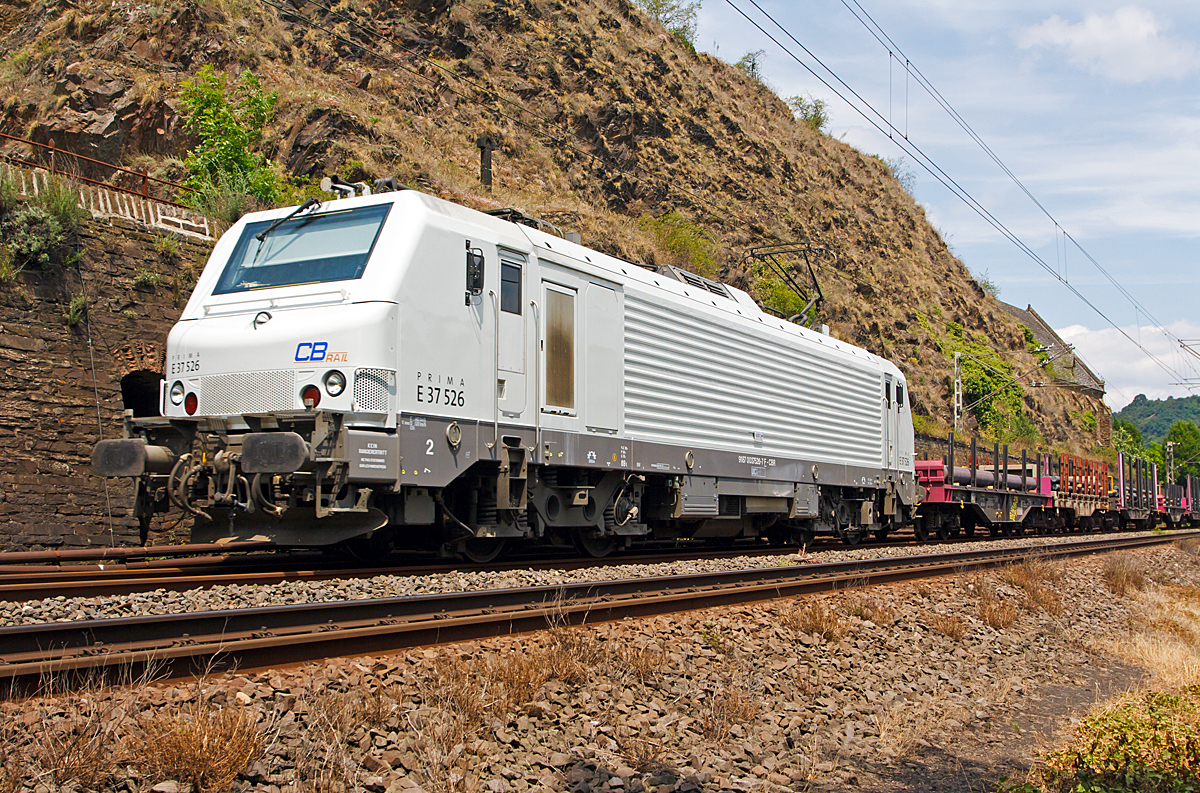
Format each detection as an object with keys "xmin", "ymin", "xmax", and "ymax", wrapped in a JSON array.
[{"xmin": 1115, "ymin": 394, "xmax": 1200, "ymax": 442}]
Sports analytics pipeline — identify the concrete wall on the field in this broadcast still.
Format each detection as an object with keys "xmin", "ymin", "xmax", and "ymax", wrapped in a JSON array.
[{"xmin": 0, "ymin": 215, "xmax": 211, "ymax": 549}]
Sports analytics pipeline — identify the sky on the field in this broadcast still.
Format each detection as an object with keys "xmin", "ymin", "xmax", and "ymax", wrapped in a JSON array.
[{"xmin": 694, "ymin": 1, "xmax": 1200, "ymax": 410}]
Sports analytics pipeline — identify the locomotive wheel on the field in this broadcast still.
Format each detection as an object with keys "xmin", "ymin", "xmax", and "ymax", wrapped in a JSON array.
[
  {"xmin": 842, "ymin": 530, "xmax": 864, "ymax": 546},
  {"xmin": 935, "ymin": 524, "xmax": 951, "ymax": 541},
  {"xmin": 573, "ymin": 531, "xmax": 617, "ymax": 558},
  {"xmin": 963, "ymin": 525, "xmax": 976, "ymax": 538},
  {"xmin": 460, "ymin": 537, "xmax": 508, "ymax": 564},
  {"xmin": 873, "ymin": 528, "xmax": 889, "ymax": 542}
]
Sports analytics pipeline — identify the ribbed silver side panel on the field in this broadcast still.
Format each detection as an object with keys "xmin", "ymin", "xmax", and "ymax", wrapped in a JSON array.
[
  {"xmin": 199, "ymin": 370, "xmax": 296, "ymax": 416},
  {"xmin": 624, "ymin": 294, "xmax": 883, "ymax": 467},
  {"xmin": 354, "ymin": 368, "xmax": 395, "ymax": 413}
]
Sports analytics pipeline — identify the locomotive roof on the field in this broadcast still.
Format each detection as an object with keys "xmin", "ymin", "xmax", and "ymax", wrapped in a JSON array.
[{"xmin": 190, "ymin": 188, "xmax": 902, "ymax": 380}]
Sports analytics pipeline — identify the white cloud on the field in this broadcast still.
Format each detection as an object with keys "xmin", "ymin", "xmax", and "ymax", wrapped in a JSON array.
[
  {"xmin": 1018, "ymin": 6, "xmax": 1199, "ymax": 82},
  {"xmin": 1056, "ymin": 320, "xmax": 1200, "ymax": 410}
]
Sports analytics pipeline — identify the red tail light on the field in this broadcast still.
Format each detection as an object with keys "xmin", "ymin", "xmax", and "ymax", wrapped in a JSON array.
[
  {"xmin": 301, "ymin": 384, "xmax": 321, "ymax": 408},
  {"xmin": 184, "ymin": 392, "xmax": 198, "ymax": 415}
]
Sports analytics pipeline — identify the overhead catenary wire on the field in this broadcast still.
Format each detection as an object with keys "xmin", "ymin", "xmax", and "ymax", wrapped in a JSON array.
[
  {"xmin": 265, "ymin": 0, "xmax": 1143, "ymax": 402},
  {"xmin": 724, "ymin": 0, "xmax": 1188, "ymax": 388},
  {"xmin": 834, "ymin": 0, "xmax": 1199, "ymax": 385}
]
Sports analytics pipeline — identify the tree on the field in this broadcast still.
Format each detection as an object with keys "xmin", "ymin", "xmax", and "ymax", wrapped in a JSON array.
[
  {"xmin": 735, "ymin": 49, "xmax": 766, "ymax": 83},
  {"xmin": 179, "ymin": 65, "xmax": 281, "ymax": 205},
  {"xmin": 1113, "ymin": 417, "xmax": 1143, "ymax": 457},
  {"xmin": 636, "ymin": 0, "xmax": 701, "ymax": 48},
  {"xmin": 788, "ymin": 94, "xmax": 829, "ymax": 132},
  {"xmin": 1161, "ymin": 419, "xmax": 1200, "ymax": 484}
]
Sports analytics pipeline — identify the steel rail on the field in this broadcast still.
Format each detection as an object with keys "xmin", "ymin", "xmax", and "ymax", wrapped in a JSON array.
[
  {"xmin": 0, "ymin": 531, "xmax": 1010, "ymax": 602},
  {"xmin": 0, "ymin": 532, "xmax": 1189, "ymax": 692}
]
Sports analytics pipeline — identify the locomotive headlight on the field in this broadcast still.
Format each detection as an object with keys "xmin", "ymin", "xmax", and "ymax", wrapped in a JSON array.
[
  {"xmin": 323, "ymin": 370, "xmax": 346, "ymax": 396},
  {"xmin": 169, "ymin": 380, "xmax": 185, "ymax": 406}
]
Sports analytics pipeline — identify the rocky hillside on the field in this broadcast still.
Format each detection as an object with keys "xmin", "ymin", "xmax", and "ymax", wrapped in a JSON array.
[{"xmin": 0, "ymin": 0, "xmax": 1109, "ymax": 450}]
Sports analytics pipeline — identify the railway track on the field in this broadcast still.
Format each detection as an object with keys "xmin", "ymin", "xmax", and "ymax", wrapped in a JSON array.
[
  {"xmin": 0, "ymin": 531, "xmax": 1190, "ymax": 693},
  {"xmin": 0, "ymin": 529, "xmax": 1093, "ymax": 602}
]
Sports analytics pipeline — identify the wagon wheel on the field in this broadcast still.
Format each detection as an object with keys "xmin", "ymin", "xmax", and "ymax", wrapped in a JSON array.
[
  {"xmin": 913, "ymin": 517, "xmax": 929, "ymax": 543},
  {"xmin": 573, "ymin": 530, "xmax": 617, "ymax": 558},
  {"xmin": 460, "ymin": 537, "xmax": 508, "ymax": 564}
]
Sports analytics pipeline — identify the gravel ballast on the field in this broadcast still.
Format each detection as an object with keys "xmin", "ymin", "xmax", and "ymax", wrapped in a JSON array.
[
  {"xmin": 0, "ymin": 530, "xmax": 1188, "ymax": 627},
  {"xmin": 3, "ymin": 541, "xmax": 1199, "ymax": 792}
]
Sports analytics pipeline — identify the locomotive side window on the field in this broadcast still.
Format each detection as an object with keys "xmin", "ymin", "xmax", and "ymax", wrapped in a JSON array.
[
  {"xmin": 545, "ymin": 288, "xmax": 575, "ymax": 409},
  {"xmin": 885, "ymin": 381, "xmax": 892, "ymax": 408},
  {"xmin": 896, "ymin": 384, "xmax": 905, "ymax": 409},
  {"xmin": 214, "ymin": 204, "xmax": 391, "ymax": 294},
  {"xmin": 501, "ymin": 263, "xmax": 522, "ymax": 314}
]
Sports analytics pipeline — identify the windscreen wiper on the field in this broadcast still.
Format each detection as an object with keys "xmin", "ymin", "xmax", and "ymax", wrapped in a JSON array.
[{"xmin": 256, "ymin": 197, "xmax": 320, "ymax": 243}]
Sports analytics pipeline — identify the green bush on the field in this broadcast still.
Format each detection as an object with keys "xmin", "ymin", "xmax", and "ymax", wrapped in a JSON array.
[
  {"xmin": 184, "ymin": 170, "xmax": 271, "ymax": 224},
  {"xmin": 179, "ymin": 65, "xmax": 281, "ymax": 208},
  {"xmin": 30, "ymin": 175, "xmax": 89, "ymax": 232},
  {"xmin": 64, "ymin": 294, "xmax": 87, "ymax": 327},
  {"xmin": 756, "ymin": 276, "xmax": 813, "ymax": 323},
  {"xmin": 943, "ymin": 323, "xmax": 1039, "ymax": 443},
  {"xmin": 1034, "ymin": 688, "xmax": 1200, "ymax": 792},
  {"xmin": 635, "ymin": 0, "xmax": 700, "ymax": 48},
  {"xmin": 0, "ymin": 244, "xmax": 18, "ymax": 283},
  {"xmin": 735, "ymin": 49, "xmax": 766, "ymax": 84},
  {"xmin": 2, "ymin": 205, "xmax": 63, "ymax": 267},
  {"xmin": 134, "ymin": 268, "xmax": 160, "ymax": 289},
  {"xmin": 0, "ymin": 167, "xmax": 19, "ymax": 213},
  {"xmin": 638, "ymin": 209, "xmax": 719, "ymax": 279},
  {"xmin": 788, "ymin": 94, "xmax": 829, "ymax": 132}
]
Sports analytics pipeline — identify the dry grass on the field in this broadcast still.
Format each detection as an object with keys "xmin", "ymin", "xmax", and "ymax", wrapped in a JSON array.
[
  {"xmin": 137, "ymin": 703, "xmax": 263, "ymax": 793},
  {"xmin": 1000, "ymin": 557, "xmax": 1064, "ymax": 615},
  {"xmin": 930, "ymin": 612, "xmax": 966, "ymax": 640},
  {"xmin": 966, "ymin": 574, "xmax": 1019, "ymax": 629},
  {"xmin": 844, "ymin": 593, "xmax": 895, "ymax": 624},
  {"xmin": 613, "ymin": 725, "xmax": 668, "ymax": 773},
  {"xmin": 873, "ymin": 698, "xmax": 955, "ymax": 760},
  {"xmin": 1176, "ymin": 538, "xmax": 1200, "ymax": 558},
  {"xmin": 1104, "ymin": 552, "xmax": 1149, "ymax": 596},
  {"xmin": 609, "ymin": 642, "xmax": 668, "ymax": 684},
  {"xmin": 541, "ymin": 625, "xmax": 607, "ymax": 686},
  {"xmin": 782, "ymin": 600, "xmax": 848, "ymax": 641},
  {"xmin": 487, "ymin": 652, "xmax": 549, "ymax": 711},
  {"xmin": 0, "ymin": 740, "xmax": 27, "ymax": 793},
  {"xmin": 295, "ymin": 685, "xmax": 404, "ymax": 792},
  {"xmin": 421, "ymin": 654, "xmax": 490, "ymax": 726},
  {"xmin": 701, "ymin": 678, "xmax": 760, "ymax": 742},
  {"xmin": 33, "ymin": 690, "xmax": 129, "ymax": 790},
  {"xmin": 1104, "ymin": 587, "xmax": 1200, "ymax": 688}
]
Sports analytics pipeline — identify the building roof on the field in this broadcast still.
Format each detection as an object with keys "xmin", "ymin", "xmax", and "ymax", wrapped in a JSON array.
[{"xmin": 998, "ymin": 301, "xmax": 1106, "ymax": 398}]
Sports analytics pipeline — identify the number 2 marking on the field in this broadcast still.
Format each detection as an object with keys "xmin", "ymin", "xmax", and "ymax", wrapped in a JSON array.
[{"xmin": 425, "ymin": 439, "xmax": 435, "ymax": 456}]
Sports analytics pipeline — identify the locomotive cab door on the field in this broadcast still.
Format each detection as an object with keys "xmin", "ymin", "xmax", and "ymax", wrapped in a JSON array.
[
  {"xmin": 884, "ymin": 374, "xmax": 899, "ymax": 479},
  {"xmin": 496, "ymin": 251, "xmax": 527, "ymax": 416}
]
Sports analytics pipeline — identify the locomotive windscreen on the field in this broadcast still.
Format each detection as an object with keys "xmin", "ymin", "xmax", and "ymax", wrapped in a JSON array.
[{"xmin": 213, "ymin": 203, "xmax": 392, "ymax": 294}]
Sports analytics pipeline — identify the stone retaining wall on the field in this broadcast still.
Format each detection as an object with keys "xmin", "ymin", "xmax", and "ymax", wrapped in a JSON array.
[{"xmin": 0, "ymin": 215, "xmax": 211, "ymax": 549}]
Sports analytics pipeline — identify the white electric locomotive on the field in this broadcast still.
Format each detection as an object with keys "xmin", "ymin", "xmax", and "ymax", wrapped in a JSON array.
[{"xmin": 93, "ymin": 183, "xmax": 919, "ymax": 559}]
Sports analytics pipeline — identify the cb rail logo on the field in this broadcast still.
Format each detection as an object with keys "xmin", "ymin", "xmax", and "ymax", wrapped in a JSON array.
[{"xmin": 295, "ymin": 342, "xmax": 350, "ymax": 363}]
